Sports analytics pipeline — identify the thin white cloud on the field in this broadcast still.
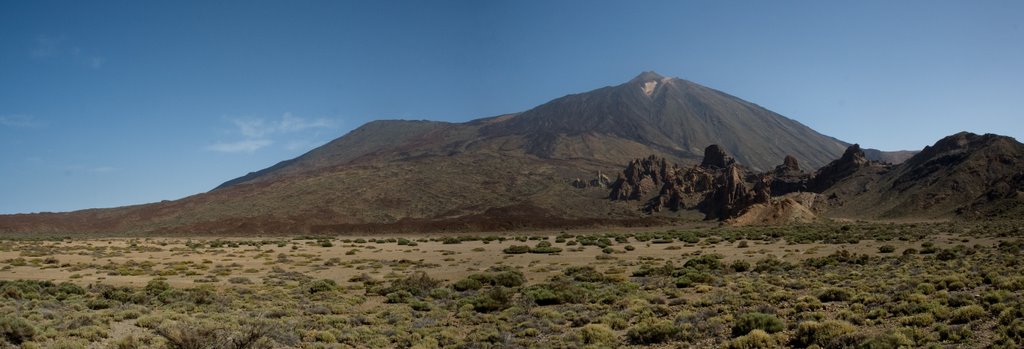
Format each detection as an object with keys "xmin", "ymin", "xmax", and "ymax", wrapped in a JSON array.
[
  {"xmin": 30, "ymin": 35, "xmax": 105, "ymax": 69},
  {"xmin": 231, "ymin": 113, "xmax": 334, "ymax": 138},
  {"xmin": 210, "ymin": 113, "xmax": 334, "ymax": 154},
  {"xmin": 207, "ymin": 139, "xmax": 273, "ymax": 153},
  {"xmin": 60, "ymin": 165, "xmax": 117, "ymax": 175},
  {"xmin": 0, "ymin": 115, "xmax": 46, "ymax": 128},
  {"xmin": 88, "ymin": 56, "xmax": 105, "ymax": 69},
  {"xmin": 30, "ymin": 35, "xmax": 63, "ymax": 58},
  {"xmin": 88, "ymin": 166, "xmax": 116, "ymax": 173}
]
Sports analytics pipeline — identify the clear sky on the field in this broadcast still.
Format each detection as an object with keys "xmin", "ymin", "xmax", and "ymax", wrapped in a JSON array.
[{"xmin": 1, "ymin": 1, "xmax": 1022, "ymax": 214}]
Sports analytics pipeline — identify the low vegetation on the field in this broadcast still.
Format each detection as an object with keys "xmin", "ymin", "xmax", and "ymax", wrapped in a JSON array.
[{"xmin": 0, "ymin": 221, "xmax": 1021, "ymax": 347}]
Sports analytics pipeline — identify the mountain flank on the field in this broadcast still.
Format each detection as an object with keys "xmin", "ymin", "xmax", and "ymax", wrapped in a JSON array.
[{"xmin": 1, "ymin": 72, "xmax": 1010, "ymax": 235}]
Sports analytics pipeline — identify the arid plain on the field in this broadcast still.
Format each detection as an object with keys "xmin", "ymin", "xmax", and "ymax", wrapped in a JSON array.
[{"xmin": 2, "ymin": 222, "xmax": 1022, "ymax": 348}]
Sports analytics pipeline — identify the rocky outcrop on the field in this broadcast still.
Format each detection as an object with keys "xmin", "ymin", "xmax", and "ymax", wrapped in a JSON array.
[
  {"xmin": 775, "ymin": 155, "xmax": 801, "ymax": 175},
  {"xmin": 698, "ymin": 164, "xmax": 767, "ymax": 219},
  {"xmin": 771, "ymin": 155, "xmax": 808, "ymax": 195},
  {"xmin": 700, "ymin": 145, "xmax": 736, "ymax": 169},
  {"xmin": 807, "ymin": 144, "xmax": 868, "ymax": 192},
  {"xmin": 611, "ymin": 145, "xmax": 775, "ymax": 220},
  {"xmin": 608, "ymin": 156, "xmax": 673, "ymax": 200}
]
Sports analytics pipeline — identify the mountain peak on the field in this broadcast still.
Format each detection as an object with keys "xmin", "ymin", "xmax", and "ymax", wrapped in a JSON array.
[{"xmin": 629, "ymin": 71, "xmax": 666, "ymax": 83}]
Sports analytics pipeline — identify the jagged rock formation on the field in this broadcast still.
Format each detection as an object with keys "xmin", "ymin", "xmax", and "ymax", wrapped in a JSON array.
[
  {"xmin": 697, "ymin": 164, "xmax": 769, "ymax": 219},
  {"xmin": 770, "ymin": 155, "xmax": 808, "ymax": 195},
  {"xmin": 806, "ymin": 144, "xmax": 869, "ymax": 192},
  {"xmin": 610, "ymin": 145, "xmax": 776, "ymax": 220},
  {"xmin": 608, "ymin": 156, "xmax": 673, "ymax": 200}
]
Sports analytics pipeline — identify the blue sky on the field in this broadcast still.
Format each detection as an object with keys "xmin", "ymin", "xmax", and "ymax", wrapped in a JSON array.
[{"xmin": 1, "ymin": 1, "xmax": 1022, "ymax": 214}]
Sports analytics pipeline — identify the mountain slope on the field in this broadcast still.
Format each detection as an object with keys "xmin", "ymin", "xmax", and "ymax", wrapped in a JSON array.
[
  {"xmin": 0, "ymin": 72, "xmax": 979, "ymax": 235},
  {"xmin": 480, "ymin": 71, "xmax": 850, "ymax": 171},
  {"xmin": 825, "ymin": 132, "xmax": 1024, "ymax": 219},
  {"xmin": 217, "ymin": 72, "xmax": 858, "ymax": 191}
]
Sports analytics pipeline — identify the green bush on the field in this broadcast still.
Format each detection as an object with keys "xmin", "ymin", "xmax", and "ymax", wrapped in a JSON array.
[
  {"xmin": 732, "ymin": 312, "xmax": 785, "ymax": 336},
  {"xmin": 306, "ymin": 279, "xmax": 337, "ymax": 294},
  {"xmin": 878, "ymin": 245, "xmax": 896, "ymax": 253},
  {"xmin": 817, "ymin": 287, "xmax": 851, "ymax": 302},
  {"xmin": 472, "ymin": 287, "xmax": 513, "ymax": 312},
  {"xmin": 502, "ymin": 245, "xmax": 529, "ymax": 254},
  {"xmin": 730, "ymin": 260, "xmax": 751, "ymax": 272},
  {"xmin": 564, "ymin": 266, "xmax": 608, "ymax": 282},
  {"xmin": 950, "ymin": 304, "xmax": 986, "ymax": 324},
  {"xmin": 467, "ymin": 267, "xmax": 525, "ymax": 288},
  {"xmin": 452, "ymin": 278, "xmax": 483, "ymax": 291},
  {"xmin": 626, "ymin": 320, "xmax": 681, "ymax": 344},
  {"xmin": 726, "ymin": 329, "xmax": 779, "ymax": 349},
  {"xmin": 791, "ymin": 320, "xmax": 856, "ymax": 347},
  {"xmin": 0, "ymin": 316, "xmax": 35, "ymax": 344},
  {"xmin": 578, "ymin": 324, "xmax": 618, "ymax": 346}
]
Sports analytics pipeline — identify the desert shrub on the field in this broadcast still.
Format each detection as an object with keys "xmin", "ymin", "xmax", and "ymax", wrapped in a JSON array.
[
  {"xmin": 502, "ymin": 245, "xmax": 529, "ymax": 254},
  {"xmin": 624, "ymin": 245, "xmax": 636, "ymax": 251},
  {"xmin": 632, "ymin": 262, "xmax": 676, "ymax": 277},
  {"xmin": 737, "ymin": 240, "xmax": 750, "ymax": 248},
  {"xmin": 950, "ymin": 304, "xmax": 986, "ymax": 324},
  {"xmin": 305, "ymin": 279, "xmax": 337, "ymax": 294},
  {"xmin": 578, "ymin": 323, "xmax": 618, "ymax": 346},
  {"xmin": 472, "ymin": 287, "xmax": 513, "ymax": 312},
  {"xmin": 452, "ymin": 278, "xmax": 483, "ymax": 291},
  {"xmin": 674, "ymin": 268, "xmax": 712, "ymax": 288},
  {"xmin": 467, "ymin": 267, "xmax": 525, "ymax": 288},
  {"xmin": 754, "ymin": 256, "xmax": 792, "ymax": 273},
  {"xmin": 524, "ymin": 278, "xmax": 588, "ymax": 305},
  {"xmin": 684, "ymin": 254, "xmax": 723, "ymax": 270},
  {"xmin": 626, "ymin": 320, "xmax": 682, "ymax": 344},
  {"xmin": 564, "ymin": 266, "xmax": 609, "ymax": 283},
  {"xmin": 156, "ymin": 318, "xmax": 283, "ymax": 349},
  {"xmin": 732, "ymin": 312, "xmax": 785, "ymax": 336},
  {"xmin": 726, "ymin": 329, "xmax": 779, "ymax": 349},
  {"xmin": 155, "ymin": 320, "xmax": 222, "ymax": 349},
  {"xmin": 817, "ymin": 287, "xmax": 851, "ymax": 302},
  {"xmin": 228, "ymin": 277, "xmax": 252, "ymax": 285},
  {"xmin": 878, "ymin": 245, "xmax": 896, "ymax": 253},
  {"xmin": 0, "ymin": 316, "xmax": 35, "ymax": 344},
  {"xmin": 530, "ymin": 246, "xmax": 563, "ymax": 253},
  {"xmin": 857, "ymin": 331, "xmax": 914, "ymax": 349},
  {"xmin": 409, "ymin": 300, "xmax": 431, "ymax": 311},
  {"xmin": 381, "ymin": 272, "xmax": 443, "ymax": 297},
  {"xmin": 791, "ymin": 320, "xmax": 856, "ymax": 347},
  {"xmin": 936, "ymin": 248, "xmax": 958, "ymax": 261},
  {"xmin": 386, "ymin": 290, "xmax": 412, "ymax": 303},
  {"xmin": 730, "ymin": 260, "xmax": 751, "ymax": 272},
  {"xmin": 145, "ymin": 279, "xmax": 172, "ymax": 295}
]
